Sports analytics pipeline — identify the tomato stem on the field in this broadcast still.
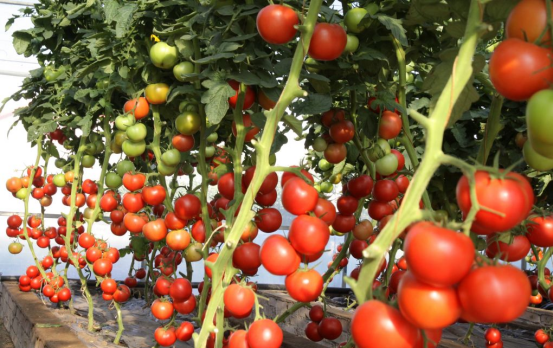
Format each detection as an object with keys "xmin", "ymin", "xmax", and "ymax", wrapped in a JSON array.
[{"xmin": 476, "ymin": 95, "xmax": 504, "ymax": 165}]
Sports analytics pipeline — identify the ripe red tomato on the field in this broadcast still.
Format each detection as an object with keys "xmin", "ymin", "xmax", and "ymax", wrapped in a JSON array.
[
  {"xmin": 228, "ymin": 80, "xmax": 255, "ymax": 110},
  {"xmin": 166, "ymin": 229, "xmax": 191, "ymax": 251},
  {"xmin": 78, "ymin": 233, "xmax": 96, "ymax": 249},
  {"xmin": 174, "ymin": 194, "xmax": 201, "ymax": 220},
  {"xmin": 233, "ymin": 242, "xmax": 261, "ymax": 272},
  {"xmin": 224, "ymin": 284, "xmax": 255, "ymax": 318},
  {"xmin": 246, "ymin": 319, "xmax": 283, "ymax": 348},
  {"xmin": 404, "ymin": 222, "xmax": 474, "ymax": 287},
  {"xmin": 93, "ymin": 259, "xmax": 113, "ymax": 277},
  {"xmin": 164, "ymin": 212, "xmax": 187, "ymax": 230},
  {"xmin": 506, "ymin": 0, "xmax": 550, "ymax": 44},
  {"xmin": 489, "ymin": 39, "xmax": 553, "ymax": 101},
  {"xmin": 285, "ymin": 269, "xmax": 323, "ymax": 302},
  {"xmin": 329, "ymin": 120, "xmax": 355, "ymax": 144},
  {"xmin": 395, "ymin": 174, "xmax": 409, "ymax": 193},
  {"xmin": 305, "ymin": 322, "xmax": 323, "ymax": 342},
  {"xmin": 309, "ymin": 23, "xmax": 347, "ymax": 61},
  {"xmin": 151, "ymin": 299, "xmax": 174, "ymax": 320},
  {"xmin": 218, "ymin": 172, "xmax": 236, "ymax": 200},
  {"xmin": 373, "ymin": 179, "xmax": 399, "ymax": 202},
  {"xmin": 256, "ymin": 4, "xmax": 299, "ymax": 44},
  {"xmin": 456, "ymin": 170, "xmax": 532, "ymax": 232},
  {"xmin": 352, "ymin": 300, "xmax": 418, "ymax": 348},
  {"xmin": 347, "ymin": 175, "xmax": 374, "ymax": 198},
  {"xmin": 379, "ymin": 111, "xmax": 402, "ymax": 139},
  {"xmin": 229, "ymin": 329, "xmax": 248, "ymax": 348},
  {"xmin": 172, "ymin": 134, "xmax": 195, "ymax": 152},
  {"xmin": 349, "ymin": 239, "xmax": 368, "ymax": 260},
  {"xmin": 309, "ymin": 305, "xmax": 324, "ymax": 323},
  {"xmin": 324, "ymin": 143, "xmax": 347, "ymax": 164},
  {"xmin": 175, "ymin": 321, "xmax": 194, "ymax": 342},
  {"xmin": 282, "ymin": 178, "xmax": 318, "ymax": 215},
  {"xmin": 122, "ymin": 173, "xmax": 146, "ymax": 191},
  {"xmin": 143, "ymin": 219, "xmax": 168, "ymax": 242},
  {"xmin": 398, "ymin": 272, "xmax": 461, "ymax": 329},
  {"xmin": 368, "ymin": 200, "xmax": 393, "ymax": 220},
  {"xmin": 458, "ymin": 265, "xmax": 531, "ymax": 323},
  {"xmin": 289, "ymin": 215, "xmax": 329, "ymax": 256},
  {"xmin": 174, "ymin": 295, "xmax": 196, "ymax": 314},
  {"xmin": 260, "ymin": 235, "xmax": 300, "ymax": 275},
  {"xmin": 154, "ymin": 326, "xmax": 177, "ymax": 347},
  {"xmin": 414, "ymin": 329, "xmax": 442, "ymax": 348},
  {"xmin": 255, "ymin": 207, "xmax": 282, "ymax": 232},
  {"xmin": 122, "ymin": 193, "xmax": 144, "ymax": 213},
  {"xmin": 485, "ymin": 328, "xmax": 501, "ymax": 344},
  {"xmin": 485, "ymin": 234, "xmax": 531, "ymax": 262},
  {"xmin": 242, "ymin": 166, "xmax": 278, "ymax": 194},
  {"xmin": 527, "ymin": 215, "xmax": 553, "ymax": 247},
  {"xmin": 314, "ymin": 198, "xmax": 337, "ymax": 225},
  {"xmin": 255, "ymin": 189, "xmax": 277, "ymax": 206},
  {"xmin": 332, "ymin": 213, "xmax": 356, "ymax": 233},
  {"xmin": 318, "ymin": 317, "xmax": 342, "ymax": 340},
  {"xmin": 336, "ymin": 195, "xmax": 358, "ymax": 215},
  {"xmin": 281, "ymin": 167, "xmax": 314, "ymax": 187},
  {"xmin": 124, "ymin": 97, "xmax": 150, "ymax": 120},
  {"xmin": 100, "ymin": 191, "xmax": 119, "ymax": 212},
  {"xmin": 142, "ymin": 185, "xmax": 166, "ymax": 206},
  {"xmin": 535, "ymin": 329, "xmax": 550, "ymax": 344}
]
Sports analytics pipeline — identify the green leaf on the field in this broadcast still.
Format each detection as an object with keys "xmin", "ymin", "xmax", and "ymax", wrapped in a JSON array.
[
  {"xmin": 77, "ymin": 115, "xmax": 93, "ymax": 137},
  {"xmin": 290, "ymin": 94, "xmax": 332, "ymax": 116},
  {"xmin": 485, "ymin": 0, "xmax": 519, "ymax": 21},
  {"xmin": 270, "ymin": 131, "xmax": 288, "ymax": 154},
  {"xmin": 353, "ymin": 47, "xmax": 389, "ymax": 62},
  {"xmin": 282, "ymin": 115, "xmax": 303, "ymax": 137},
  {"xmin": 13, "ymin": 31, "xmax": 33, "ymax": 55},
  {"xmin": 194, "ymin": 53, "xmax": 234, "ymax": 64},
  {"xmin": 413, "ymin": 1, "xmax": 451, "ymax": 22},
  {"xmin": 115, "ymin": 3, "xmax": 138, "ymax": 38},
  {"xmin": 5, "ymin": 16, "xmax": 17, "ymax": 31},
  {"xmin": 376, "ymin": 15, "xmax": 408, "ymax": 46},
  {"xmin": 218, "ymin": 42, "xmax": 242, "ymax": 53},
  {"xmin": 167, "ymin": 85, "xmax": 197, "ymax": 104},
  {"xmin": 451, "ymin": 123, "xmax": 470, "ymax": 148},
  {"xmin": 250, "ymin": 112, "xmax": 266, "ymax": 130},
  {"xmin": 445, "ymin": 20, "xmax": 466, "ymax": 39},
  {"xmin": 227, "ymin": 71, "xmax": 261, "ymax": 85},
  {"xmin": 76, "ymin": 58, "xmax": 111, "ymax": 78},
  {"xmin": 104, "ymin": 0, "xmax": 120, "ymax": 24},
  {"xmin": 201, "ymin": 81, "xmax": 235, "ymax": 125},
  {"xmin": 409, "ymin": 97, "xmax": 430, "ymax": 111}
]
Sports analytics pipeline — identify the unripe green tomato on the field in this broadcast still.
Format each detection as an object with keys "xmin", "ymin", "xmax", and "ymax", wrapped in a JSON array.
[
  {"xmin": 474, "ymin": 238, "xmax": 487, "ymax": 251},
  {"xmin": 205, "ymin": 146, "xmax": 216, "ymax": 158},
  {"xmin": 126, "ymin": 123, "xmax": 147, "ymax": 142},
  {"xmin": 15, "ymin": 188, "xmax": 28, "ymax": 200},
  {"xmin": 344, "ymin": 34, "xmax": 360, "ymax": 53},
  {"xmin": 375, "ymin": 153, "xmax": 398, "ymax": 176},
  {"xmin": 114, "ymin": 130, "xmax": 128, "ymax": 147},
  {"xmin": 305, "ymin": 58, "xmax": 320, "ymax": 73},
  {"xmin": 122, "ymin": 140, "xmax": 146, "ymax": 157},
  {"xmin": 406, "ymin": 73, "xmax": 414, "ymax": 84},
  {"xmin": 158, "ymin": 161, "xmax": 177, "ymax": 176},
  {"xmin": 55, "ymin": 158, "xmax": 67, "ymax": 169},
  {"xmin": 318, "ymin": 158, "xmax": 332, "ymax": 171},
  {"xmin": 115, "ymin": 113, "xmax": 136, "ymax": 131},
  {"xmin": 313, "ymin": 137, "xmax": 328, "ymax": 152},
  {"xmin": 161, "ymin": 149, "xmax": 181, "ymax": 166},
  {"xmin": 175, "ymin": 111, "xmax": 201, "ymax": 135},
  {"xmin": 116, "ymin": 160, "xmax": 136, "ymax": 176},
  {"xmin": 149, "ymin": 42, "xmax": 179, "ymax": 70},
  {"xmin": 206, "ymin": 132, "xmax": 218, "ymax": 143},
  {"xmin": 82, "ymin": 155, "xmax": 95, "ymax": 168},
  {"xmin": 63, "ymin": 140, "xmax": 73, "ymax": 150},
  {"xmin": 435, "ymin": 209, "xmax": 448, "ymax": 222},
  {"xmin": 523, "ymin": 141, "xmax": 553, "ymax": 171},
  {"xmin": 53, "ymin": 174, "xmax": 67, "ymax": 187},
  {"xmin": 173, "ymin": 61, "xmax": 195, "ymax": 82},
  {"xmin": 89, "ymin": 133, "xmax": 101, "ymax": 142},
  {"xmin": 181, "ymin": 163, "xmax": 194, "ymax": 175},
  {"xmin": 314, "ymin": 184, "xmax": 321, "ymax": 192},
  {"xmin": 179, "ymin": 100, "xmax": 199, "ymax": 113},
  {"xmin": 368, "ymin": 138, "xmax": 392, "ymax": 161},
  {"xmin": 105, "ymin": 172, "xmax": 122, "ymax": 189},
  {"xmin": 184, "ymin": 242, "xmax": 203, "ymax": 262},
  {"xmin": 84, "ymin": 142, "xmax": 97, "ymax": 155},
  {"xmin": 96, "ymin": 79, "xmax": 109, "ymax": 89},
  {"xmin": 94, "ymin": 141, "xmax": 105, "ymax": 154},
  {"xmin": 83, "ymin": 207, "xmax": 95, "ymax": 220},
  {"xmin": 321, "ymin": 181, "xmax": 333, "ymax": 193},
  {"xmin": 344, "ymin": 8, "xmax": 369, "ymax": 34}
]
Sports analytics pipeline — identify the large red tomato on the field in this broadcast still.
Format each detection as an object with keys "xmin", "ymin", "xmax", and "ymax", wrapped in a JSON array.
[
  {"xmin": 151, "ymin": 299, "xmax": 174, "ymax": 320},
  {"xmin": 255, "ymin": 208, "xmax": 282, "ymax": 232},
  {"xmin": 527, "ymin": 215, "xmax": 553, "ymax": 247},
  {"xmin": 233, "ymin": 242, "xmax": 262, "ymax": 272},
  {"xmin": 142, "ymin": 185, "xmax": 166, "ymax": 206},
  {"xmin": 397, "ymin": 272, "xmax": 461, "ymax": 329},
  {"xmin": 288, "ymin": 215, "xmax": 329, "ymax": 256},
  {"xmin": 404, "ymin": 222, "xmax": 474, "ymax": 287},
  {"xmin": 456, "ymin": 171, "xmax": 532, "ymax": 232},
  {"xmin": 379, "ymin": 111, "xmax": 402, "ymax": 139},
  {"xmin": 506, "ymin": 0, "xmax": 550, "ymax": 44},
  {"xmin": 143, "ymin": 219, "xmax": 168, "ymax": 242},
  {"xmin": 285, "ymin": 269, "xmax": 323, "ymax": 302},
  {"xmin": 313, "ymin": 198, "xmax": 337, "ymax": 225},
  {"xmin": 228, "ymin": 80, "xmax": 255, "ymax": 110},
  {"xmin": 347, "ymin": 175, "xmax": 374, "ymax": 198},
  {"xmin": 260, "ymin": 235, "xmax": 300, "ymax": 275},
  {"xmin": 174, "ymin": 194, "xmax": 201, "ymax": 220},
  {"xmin": 485, "ymin": 234, "xmax": 531, "ymax": 261},
  {"xmin": 329, "ymin": 120, "xmax": 355, "ymax": 144},
  {"xmin": 308, "ymin": 23, "xmax": 347, "ymax": 61},
  {"xmin": 457, "ymin": 265, "xmax": 531, "ymax": 323},
  {"xmin": 489, "ymin": 39, "xmax": 553, "ymax": 101},
  {"xmin": 282, "ymin": 177, "xmax": 318, "ymax": 215},
  {"xmin": 224, "ymin": 284, "xmax": 255, "ymax": 318},
  {"xmin": 232, "ymin": 113, "xmax": 260, "ymax": 141},
  {"xmin": 246, "ymin": 319, "xmax": 283, "ymax": 348},
  {"xmin": 352, "ymin": 300, "xmax": 419, "ymax": 348},
  {"xmin": 256, "ymin": 4, "xmax": 299, "ymax": 45}
]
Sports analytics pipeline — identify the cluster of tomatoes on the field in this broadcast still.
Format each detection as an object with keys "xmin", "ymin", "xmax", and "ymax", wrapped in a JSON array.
[
  {"xmin": 304, "ymin": 304, "xmax": 344, "ymax": 343},
  {"xmin": 18, "ymin": 265, "xmax": 71, "ymax": 304},
  {"xmin": 487, "ymin": 0, "xmax": 553, "ymax": 171}
]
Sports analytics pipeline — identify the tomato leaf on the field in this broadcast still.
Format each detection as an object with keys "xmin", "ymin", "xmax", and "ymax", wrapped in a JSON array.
[
  {"xmin": 270, "ymin": 131, "xmax": 288, "ymax": 154},
  {"xmin": 12, "ymin": 31, "xmax": 33, "ymax": 56},
  {"xmin": 77, "ymin": 115, "xmax": 93, "ymax": 137},
  {"xmin": 201, "ymin": 80, "xmax": 235, "ymax": 125},
  {"xmin": 376, "ymin": 15, "xmax": 407, "ymax": 46},
  {"xmin": 282, "ymin": 115, "xmax": 303, "ymax": 138},
  {"xmin": 290, "ymin": 94, "xmax": 332, "ymax": 116}
]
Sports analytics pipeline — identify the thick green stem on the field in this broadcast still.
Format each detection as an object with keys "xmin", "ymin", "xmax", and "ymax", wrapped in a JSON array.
[
  {"xmin": 476, "ymin": 95, "xmax": 504, "ymax": 164},
  {"xmin": 350, "ymin": 0, "xmax": 485, "ymax": 303},
  {"xmin": 193, "ymin": 0, "xmax": 323, "ymax": 346},
  {"xmin": 113, "ymin": 301, "xmax": 125, "ymax": 345},
  {"xmin": 150, "ymin": 106, "xmax": 175, "ymax": 212}
]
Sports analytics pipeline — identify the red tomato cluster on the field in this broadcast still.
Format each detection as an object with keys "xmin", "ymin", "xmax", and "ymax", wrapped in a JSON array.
[
  {"xmin": 18, "ymin": 265, "xmax": 70, "ymax": 304},
  {"xmin": 304, "ymin": 305, "xmax": 344, "ymax": 342}
]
